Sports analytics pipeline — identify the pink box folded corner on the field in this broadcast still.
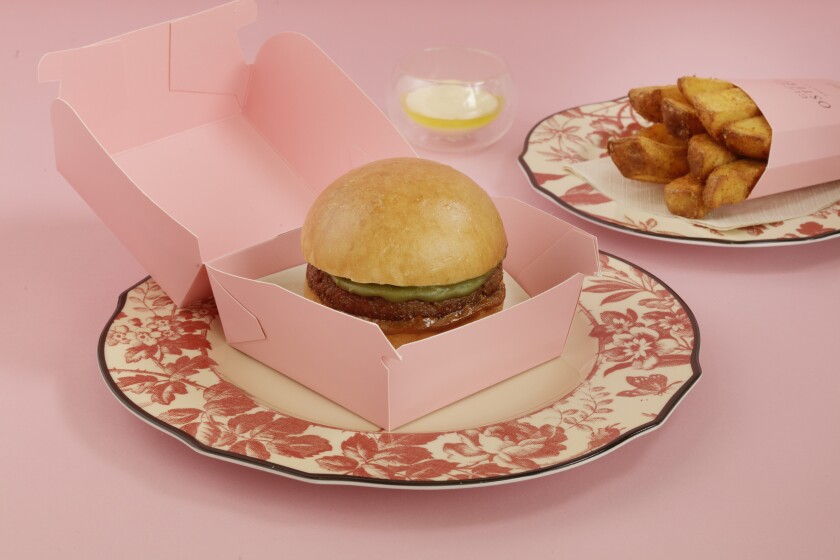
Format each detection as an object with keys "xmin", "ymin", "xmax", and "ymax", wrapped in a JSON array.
[{"xmin": 39, "ymin": 0, "xmax": 600, "ymax": 430}]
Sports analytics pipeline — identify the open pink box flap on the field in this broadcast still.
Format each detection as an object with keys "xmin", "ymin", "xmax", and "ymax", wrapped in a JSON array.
[
  {"xmin": 39, "ymin": 0, "xmax": 415, "ymax": 306},
  {"xmin": 40, "ymin": 0, "xmax": 600, "ymax": 430},
  {"xmin": 732, "ymin": 79, "xmax": 840, "ymax": 198},
  {"xmin": 206, "ymin": 197, "xmax": 599, "ymax": 429}
]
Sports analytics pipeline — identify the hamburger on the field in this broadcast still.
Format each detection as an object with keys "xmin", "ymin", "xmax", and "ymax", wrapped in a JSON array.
[{"xmin": 301, "ymin": 157, "xmax": 507, "ymax": 344}]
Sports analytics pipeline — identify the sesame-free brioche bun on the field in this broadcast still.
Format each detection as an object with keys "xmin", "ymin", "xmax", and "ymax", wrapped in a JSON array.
[{"xmin": 301, "ymin": 157, "xmax": 507, "ymax": 287}]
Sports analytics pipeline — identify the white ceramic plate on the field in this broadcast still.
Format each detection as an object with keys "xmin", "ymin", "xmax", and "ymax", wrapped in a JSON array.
[
  {"xmin": 100, "ymin": 252, "xmax": 700, "ymax": 488},
  {"xmin": 519, "ymin": 98, "xmax": 840, "ymax": 246}
]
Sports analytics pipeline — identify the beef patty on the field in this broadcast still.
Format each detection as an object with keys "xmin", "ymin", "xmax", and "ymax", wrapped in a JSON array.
[{"xmin": 306, "ymin": 263, "xmax": 505, "ymax": 334}]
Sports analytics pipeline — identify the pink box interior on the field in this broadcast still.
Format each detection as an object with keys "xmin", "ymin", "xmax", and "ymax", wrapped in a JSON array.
[
  {"xmin": 39, "ymin": 0, "xmax": 600, "ymax": 430},
  {"xmin": 39, "ymin": 0, "xmax": 415, "ymax": 306}
]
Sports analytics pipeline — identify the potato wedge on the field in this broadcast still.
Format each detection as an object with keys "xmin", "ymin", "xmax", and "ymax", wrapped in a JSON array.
[
  {"xmin": 608, "ymin": 135, "xmax": 689, "ymax": 183},
  {"xmin": 693, "ymin": 88, "xmax": 762, "ymax": 141},
  {"xmin": 662, "ymin": 97, "xmax": 706, "ymax": 140},
  {"xmin": 628, "ymin": 85, "xmax": 685, "ymax": 123},
  {"xmin": 664, "ymin": 175, "xmax": 706, "ymax": 219},
  {"xmin": 610, "ymin": 77, "xmax": 772, "ymax": 218},
  {"xmin": 637, "ymin": 122, "xmax": 687, "ymax": 147},
  {"xmin": 687, "ymin": 133, "xmax": 739, "ymax": 181},
  {"xmin": 677, "ymin": 76, "xmax": 734, "ymax": 105},
  {"xmin": 721, "ymin": 116, "xmax": 772, "ymax": 159},
  {"xmin": 703, "ymin": 159, "xmax": 766, "ymax": 210}
]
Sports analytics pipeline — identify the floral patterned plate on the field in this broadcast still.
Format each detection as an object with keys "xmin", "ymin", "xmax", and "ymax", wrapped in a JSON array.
[
  {"xmin": 519, "ymin": 98, "xmax": 840, "ymax": 246},
  {"xmin": 100, "ymin": 253, "xmax": 700, "ymax": 488}
]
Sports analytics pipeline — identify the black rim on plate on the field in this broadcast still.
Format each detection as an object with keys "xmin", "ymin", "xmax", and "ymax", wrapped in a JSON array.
[
  {"xmin": 98, "ymin": 252, "xmax": 702, "ymax": 488},
  {"xmin": 518, "ymin": 100, "xmax": 840, "ymax": 246}
]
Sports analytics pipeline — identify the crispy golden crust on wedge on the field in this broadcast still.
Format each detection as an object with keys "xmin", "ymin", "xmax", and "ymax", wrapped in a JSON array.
[
  {"xmin": 693, "ymin": 88, "xmax": 761, "ymax": 141},
  {"xmin": 662, "ymin": 97, "xmax": 707, "ymax": 140},
  {"xmin": 687, "ymin": 133, "xmax": 739, "ymax": 182},
  {"xmin": 677, "ymin": 76, "xmax": 734, "ymax": 105},
  {"xmin": 703, "ymin": 159, "xmax": 766, "ymax": 210},
  {"xmin": 608, "ymin": 134, "xmax": 689, "ymax": 183},
  {"xmin": 628, "ymin": 85, "xmax": 685, "ymax": 122},
  {"xmin": 721, "ymin": 116, "xmax": 772, "ymax": 159},
  {"xmin": 637, "ymin": 123, "xmax": 687, "ymax": 147},
  {"xmin": 664, "ymin": 175, "xmax": 707, "ymax": 219}
]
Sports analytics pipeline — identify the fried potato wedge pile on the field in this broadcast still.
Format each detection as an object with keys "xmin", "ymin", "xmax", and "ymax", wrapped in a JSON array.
[{"xmin": 610, "ymin": 77, "xmax": 773, "ymax": 218}]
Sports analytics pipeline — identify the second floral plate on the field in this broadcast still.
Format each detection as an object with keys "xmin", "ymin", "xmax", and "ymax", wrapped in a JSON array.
[{"xmin": 519, "ymin": 98, "xmax": 840, "ymax": 246}]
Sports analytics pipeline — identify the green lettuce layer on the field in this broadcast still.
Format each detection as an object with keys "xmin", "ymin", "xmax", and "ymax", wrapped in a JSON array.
[{"xmin": 331, "ymin": 268, "xmax": 494, "ymax": 303}]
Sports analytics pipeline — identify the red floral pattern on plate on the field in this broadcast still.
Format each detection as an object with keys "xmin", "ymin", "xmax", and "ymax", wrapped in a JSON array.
[
  {"xmin": 102, "ymin": 254, "xmax": 699, "ymax": 487},
  {"xmin": 519, "ymin": 98, "xmax": 840, "ymax": 246}
]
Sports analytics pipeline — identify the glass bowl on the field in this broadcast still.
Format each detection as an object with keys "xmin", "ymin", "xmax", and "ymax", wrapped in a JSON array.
[{"xmin": 387, "ymin": 47, "xmax": 515, "ymax": 153}]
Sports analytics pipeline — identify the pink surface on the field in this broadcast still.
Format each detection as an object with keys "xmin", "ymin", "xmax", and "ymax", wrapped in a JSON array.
[{"xmin": 2, "ymin": 0, "xmax": 840, "ymax": 558}]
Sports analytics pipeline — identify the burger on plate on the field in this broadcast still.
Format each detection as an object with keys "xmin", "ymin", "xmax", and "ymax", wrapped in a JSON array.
[{"xmin": 301, "ymin": 157, "xmax": 507, "ymax": 344}]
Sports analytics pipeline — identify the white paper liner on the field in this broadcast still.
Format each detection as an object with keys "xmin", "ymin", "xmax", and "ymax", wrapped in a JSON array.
[{"xmin": 568, "ymin": 157, "xmax": 840, "ymax": 230}]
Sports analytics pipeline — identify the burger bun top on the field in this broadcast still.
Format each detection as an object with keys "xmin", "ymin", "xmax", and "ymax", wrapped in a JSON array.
[{"xmin": 301, "ymin": 158, "xmax": 507, "ymax": 287}]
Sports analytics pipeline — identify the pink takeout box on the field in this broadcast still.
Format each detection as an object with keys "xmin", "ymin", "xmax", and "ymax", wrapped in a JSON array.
[
  {"xmin": 721, "ymin": 79, "xmax": 840, "ymax": 199},
  {"xmin": 39, "ymin": 0, "xmax": 599, "ymax": 429},
  {"xmin": 206, "ymin": 196, "xmax": 598, "ymax": 429}
]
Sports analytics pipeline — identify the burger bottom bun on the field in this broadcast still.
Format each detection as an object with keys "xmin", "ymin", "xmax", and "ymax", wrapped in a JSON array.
[{"xmin": 303, "ymin": 284, "xmax": 505, "ymax": 348}]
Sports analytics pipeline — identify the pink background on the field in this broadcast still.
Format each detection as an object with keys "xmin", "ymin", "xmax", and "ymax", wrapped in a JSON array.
[{"xmin": 2, "ymin": 1, "xmax": 839, "ymax": 558}]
